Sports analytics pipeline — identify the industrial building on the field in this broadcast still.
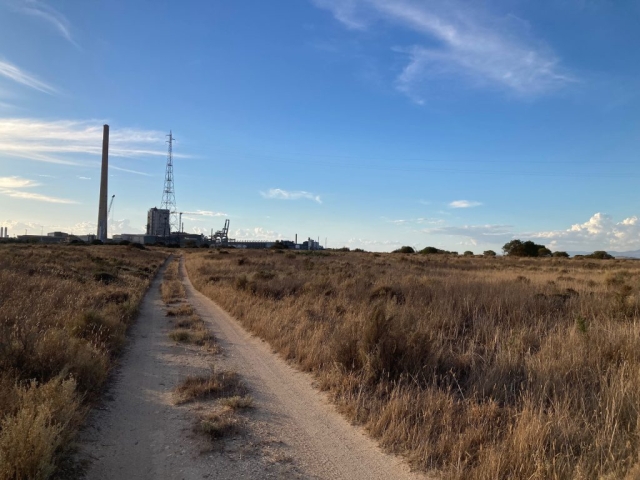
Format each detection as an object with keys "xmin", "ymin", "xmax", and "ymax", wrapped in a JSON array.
[
  {"xmin": 146, "ymin": 208, "xmax": 171, "ymax": 236},
  {"xmin": 80, "ymin": 124, "xmax": 324, "ymax": 250}
]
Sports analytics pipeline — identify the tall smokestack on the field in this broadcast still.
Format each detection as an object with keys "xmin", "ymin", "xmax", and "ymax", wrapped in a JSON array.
[{"xmin": 97, "ymin": 124, "xmax": 109, "ymax": 242}]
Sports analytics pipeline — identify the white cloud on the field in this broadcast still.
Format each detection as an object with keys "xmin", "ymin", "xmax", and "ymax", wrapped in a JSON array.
[
  {"xmin": 344, "ymin": 238, "xmax": 402, "ymax": 251},
  {"xmin": 77, "ymin": 176, "xmax": 90, "ymax": 180},
  {"xmin": 313, "ymin": 0, "xmax": 573, "ymax": 101},
  {"xmin": 110, "ymin": 166, "xmax": 152, "ymax": 176},
  {"xmin": 109, "ymin": 218, "xmax": 143, "ymax": 235},
  {"xmin": 0, "ymin": 176, "xmax": 39, "ymax": 188},
  {"xmin": 0, "ymin": 118, "xmax": 181, "ymax": 170},
  {"xmin": 260, "ymin": 188, "xmax": 322, "ymax": 204},
  {"xmin": 421, "ymin": 213, "xmax": 640, "ymax": 252},
  {"xmin": 233, "ymin": 227, "xmax": 285, "ymax": 241},
  {"xmin": 312, "ymin": 0, "xmax": 367, "ymax": 30},
  {"xmin": 0, "ymin": 60, "xmax": 57, "ymax": 94},
  {"xmin": 449, "ymin": 200, "xmax": 482, "ymax": 208},
  {"xmin": 424, "ymin": 224, "xmax": 513, "ymax": 238},
  {"xmin": 0, "ymin": 188, "xmax": 76, "ymax": 204},
  {"xmin": 386, "ymin": 217, "xmax": 445, "ymax": 226},
  {"xmin": 12, "ymin": 0, "xmax": 77, "ymax": 46},
  {"xmin": 182, "ymin": 210, "xmax": 227, "ymax": 217},
  {"xmin": 0, "ymin": 175, "xmax": 75, "ymax": 204},
  {"xmin": 530, "ymin": 213, "xmax": 640, "ymax": 252}
]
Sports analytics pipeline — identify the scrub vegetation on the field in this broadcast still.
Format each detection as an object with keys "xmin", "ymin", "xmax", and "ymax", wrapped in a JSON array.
[
  {"xmin": 161, "ymin": 257, "xmax": 185, "ymax": 303},
  {"xmin": 163, "ymin": 258, "xmax": 216, "ymax": 349},
  {"xmin": 186, "ymin": 248, "xmax": 640, "ymax": 479},
  {"xmin": 0, "ymin": 244, "xmax": 166, "ymax": 480}
]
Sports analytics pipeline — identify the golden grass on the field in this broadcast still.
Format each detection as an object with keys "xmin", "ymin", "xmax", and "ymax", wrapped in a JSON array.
[
  {"xmin": 173, "ymin": 369, "xmax": 247, "ymax": 405},
  {"xmin": 219, "ymin": 395, "xmax": 254, "ymax": 411},
  {"xmin": 186, "ymin": 249, "xmax": 640, "ymax": 479},
  {"xmin": 166, "ymin": 303, "xmax": 216, "ymax": 347},
  {"xmin": 166, "ymin": 303, "xmax": 195, "ymax": 317},
  {"xmin": 0, "ymin": 244, "xmax": 166, "ymax": 479},
  {"xmin": 197, "ymin": 408, "xmax": 240, "ymax": 439},
  {"xmin": 161, "ymin": 257, "xmax": 185, "ymax": 304}
]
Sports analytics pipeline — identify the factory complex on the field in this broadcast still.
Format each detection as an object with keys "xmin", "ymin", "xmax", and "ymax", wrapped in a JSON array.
[{"xmin": 6, "ymin": 125, "xmax": 323, "ymax": 251}]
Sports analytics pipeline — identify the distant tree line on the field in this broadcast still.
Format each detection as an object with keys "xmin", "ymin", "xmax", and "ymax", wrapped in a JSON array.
[{"xmin": 391, "ymin": 240, "xmax": 614, "ymax": 259}]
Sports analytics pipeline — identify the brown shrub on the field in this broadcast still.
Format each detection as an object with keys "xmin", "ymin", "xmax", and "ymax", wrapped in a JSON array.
[{"xmin": 174, "ymin": 369, "xmax": 247, "ymax": 404}]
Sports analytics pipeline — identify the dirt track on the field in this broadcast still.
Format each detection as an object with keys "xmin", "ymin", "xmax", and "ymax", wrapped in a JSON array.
[{"xmin": 78, "ymin": 256, "xmax": 426, "ymax": 479}]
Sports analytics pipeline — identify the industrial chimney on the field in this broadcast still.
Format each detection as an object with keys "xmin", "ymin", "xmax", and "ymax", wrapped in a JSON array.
[{"xmin": 97, "ymin": 124, "xmax": 109, "ymax": 242}]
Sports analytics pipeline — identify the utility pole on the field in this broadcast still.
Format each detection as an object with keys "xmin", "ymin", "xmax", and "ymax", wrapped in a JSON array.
[{"xmin": 161, "ymin": 131, "xmax": 178, "ymax": 234}]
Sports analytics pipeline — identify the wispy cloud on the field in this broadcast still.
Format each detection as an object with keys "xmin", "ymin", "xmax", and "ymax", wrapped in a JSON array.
[
  {"xmin": 0, "ymin": 189, "xmax": 76, "ymax": 204},
  {"xmin": 182, "ymin": 210, "xmax": 227, "ymax": 217},
  {"xmin": 386, "ymin": 217, "xmax": 445, "ymax": 226},
  {"xmin": 424, "ymin": 224, "xmax": 513, "ymax": 237},
  {"xmin": 14, "ymin": 0, "xmax": 77, "ymax": 46},
  {"xmin": 0, "ymin": 60, "xmax": 57, "ymax": 94},
  {"xmin": 261, "ymin": 188, "xmax": 322, "ymax": 204},
  {"xmin": 0, "ymin": 175, "xmax": 39, "ymax": 188},
  {"xmin": 313, "ymin": 0, "xmax": 573, "ymax": 101},
  {"xmin": 110, "ymin": 166, "xmax": 152, "ymax": 176},
  {"xmin": 313, "ymin": 0, "xmax": 367, "ymax": 30},
  {"xmin": 449, "ymin": 200, "xmax": 482, "ymax": 208},
  {"xmin": 0, "ymin": 175, "xmax": 76, "ymax": 203},
  {"xmin": 0, "ymin": 118, "xmax": 181, "ymax": 172}
]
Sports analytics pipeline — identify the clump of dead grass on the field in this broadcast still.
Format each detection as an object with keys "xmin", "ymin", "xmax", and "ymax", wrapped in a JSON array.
[
  {"xmin": 168, "ymin": 312, "xmax": 216, "ymax": 348},
  {"xmin": 174, "ymin": 369, "xmax": 247, "ymax": 405},
  {"xmin": 197, "ymin": 408, "xmax": 240, "ymax": 439},
  {"xmin": 220, "ymin": 395, "xmax": 254, "ymax": 411},
  {"xmin": 161, "ymin": 258, "xmax": 185, "ymax": 304},
  {"xmin": 166, "ymin": 303, "xmax": 195, "ymax": 317}
]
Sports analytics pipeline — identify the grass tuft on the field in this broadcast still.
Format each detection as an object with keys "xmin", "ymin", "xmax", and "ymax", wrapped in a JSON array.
[{"xmin": 174, "ymin": 369, "xmax": 247, "ymax": 405}]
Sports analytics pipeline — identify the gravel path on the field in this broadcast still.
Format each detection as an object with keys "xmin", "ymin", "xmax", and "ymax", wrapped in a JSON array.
[{"xmin": 77, "ymin": 256, "xmax": 427, "ymax": 479}]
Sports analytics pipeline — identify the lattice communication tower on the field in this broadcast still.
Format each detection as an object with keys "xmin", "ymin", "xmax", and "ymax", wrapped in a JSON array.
[{"xmin": 160, "ymin": 131, "xmax": 178, "ymax": 234}]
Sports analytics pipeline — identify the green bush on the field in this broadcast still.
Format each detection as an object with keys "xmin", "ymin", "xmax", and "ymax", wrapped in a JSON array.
[{"xmin": 393, "ymin": 246, "xmax": 415, "ymax": 254}]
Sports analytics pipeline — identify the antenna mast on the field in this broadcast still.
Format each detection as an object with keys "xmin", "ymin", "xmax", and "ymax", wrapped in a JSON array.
[{"xmin": 161, "ymin": 131, "xmax": 178, "ymax": 234}]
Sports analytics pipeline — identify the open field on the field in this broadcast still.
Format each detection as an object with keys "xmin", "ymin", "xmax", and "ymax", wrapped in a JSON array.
[
  {"xmin": 0, "ymin": 244, "xmax": 166, "ymax": 479},
  {"xmin": 186, "ymin": 249, "xmax": 640, "ymax": 479}
]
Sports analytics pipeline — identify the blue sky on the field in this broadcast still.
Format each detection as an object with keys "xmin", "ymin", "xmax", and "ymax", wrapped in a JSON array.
[{"xmin": 1, "ymin": 0, "xmax": 640, "ymax": 252}]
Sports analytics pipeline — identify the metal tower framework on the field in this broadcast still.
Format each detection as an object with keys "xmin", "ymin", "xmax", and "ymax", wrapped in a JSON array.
[{"xmin": 160, "ymin": 131, "xmax": 178, "ymax": 235}]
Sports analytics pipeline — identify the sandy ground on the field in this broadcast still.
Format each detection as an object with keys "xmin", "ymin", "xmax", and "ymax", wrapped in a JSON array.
[{"xmin": 77, "ymin": 256, "xmax": 427, "ymax": 479}]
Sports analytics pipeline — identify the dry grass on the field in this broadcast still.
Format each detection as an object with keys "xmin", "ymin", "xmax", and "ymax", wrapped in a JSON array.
[
  {"xmin": 0, "ymin": 244, "xmax": 166, "ymax": 479},
  {"xmin": 176, "ymin": 370, "xmax": 251, "ymax": 442},
  {"xmin": 186, "ymin": 249, "xmax": 640, "ymax": 479},
  {"xmin": 219, "ymin": 395, "xmax": 254, "ymax": 411},
  {"xmin": 161, "ymin": 257, "xmax": 185, "ymax": 304},
  {"xmin": 197, "ymin": 408, "xmax": 240, "ymax": 439},
  {"xmin": 166, "ymin": 304, "xmax": 216, "ymax": 348},
  {"xmin": 166, "ymin": 303, "xmax": 195, "ymax": 317},
  {"xmin": 173, "ymin": 368, "xmax": 247, "ymax": 405}
]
